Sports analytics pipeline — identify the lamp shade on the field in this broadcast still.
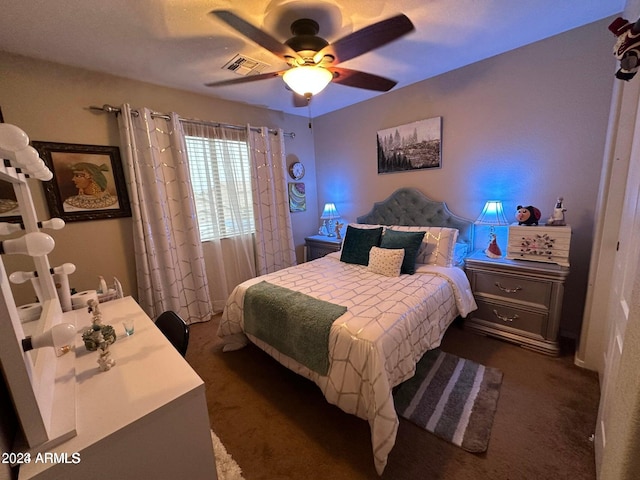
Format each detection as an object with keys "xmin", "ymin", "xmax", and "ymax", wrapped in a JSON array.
[
  {"xmin": 320, "ymin": 203, "xmax": 340, "ymax": 220},
  {"xmin": 475, "ymin": 200, "xmax": 509, "ymax": 226},
  {"xmin": 283, "ymin": 66, "xmax": 333, "ymax": 97}
]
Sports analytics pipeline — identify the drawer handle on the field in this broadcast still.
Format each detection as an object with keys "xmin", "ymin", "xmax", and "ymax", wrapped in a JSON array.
[
  {"xmin": 493, "ymin": 309, "xmax": 519, "ymax": 323},
  {"xmin": 494, "ymin": 282, "xmax": 522, "ymax": 294}
]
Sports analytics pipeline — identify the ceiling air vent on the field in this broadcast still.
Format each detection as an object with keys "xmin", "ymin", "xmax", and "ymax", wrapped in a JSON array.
[{"xmin": 222, "ymin": 54, "xmax": 270, "ymax": 76}]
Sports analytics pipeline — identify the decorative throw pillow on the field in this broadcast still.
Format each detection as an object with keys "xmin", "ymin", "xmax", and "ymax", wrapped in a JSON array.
[
  {"xmin": 340, "ymin": 225, "xmax": 383, "ymax": 266},
  {"xmin": 387, "ymin": 226, "xmax": 459, "ymax": 267},
  {"xmin": 368, "ymin": 246, "xmax": 405, "ymax": 277},
  {"xmin": 347, "ymin": 222, "xmax": 383, "ymax": 230},
  {"xmin": 380, "ymin": 229, "xmax": 426, "ymax": 274}
]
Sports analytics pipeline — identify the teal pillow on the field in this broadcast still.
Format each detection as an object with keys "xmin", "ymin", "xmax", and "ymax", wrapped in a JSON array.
[
  {"xmin": 340, "ymin": 226, "xmax": 383, "ymax": 266},
  {"xmin": 380, "ymin": 229, "xmax": 426, "ymax": 274}
]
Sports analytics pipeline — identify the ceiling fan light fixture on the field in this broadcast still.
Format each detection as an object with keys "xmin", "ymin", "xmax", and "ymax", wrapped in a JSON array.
[{"xmin": 283, "ymin": 66, "xmax": 333, "ymax": 97}]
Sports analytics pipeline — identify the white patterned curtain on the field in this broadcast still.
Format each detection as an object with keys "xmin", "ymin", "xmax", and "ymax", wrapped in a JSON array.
[
  {"xmin": 180, "ymin": 121, "xmax": 257, "ymax": 312},
  {"xmin": 248, "ymin": 127, "xmax": 296, "ymax": 275},
  {"xmin": 117, "ymin": 105, "xmax": 212, "ymax": 324}
]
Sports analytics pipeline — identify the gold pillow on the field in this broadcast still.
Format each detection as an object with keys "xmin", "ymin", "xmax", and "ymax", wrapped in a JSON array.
[{"xmin": 367, "ymin": 246, "xmax": 405, "ymax": 277}]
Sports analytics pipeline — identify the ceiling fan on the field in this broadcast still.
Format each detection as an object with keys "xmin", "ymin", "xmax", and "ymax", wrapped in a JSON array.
[{"xmin": 206, "ymin": 10, "xmax": 415, "ymax": 106}]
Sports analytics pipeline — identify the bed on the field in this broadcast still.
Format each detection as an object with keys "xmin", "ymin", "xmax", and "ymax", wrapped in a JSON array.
[{"xmin": 218, "ymin": 188, "xmax": 477, "ymax": 474}]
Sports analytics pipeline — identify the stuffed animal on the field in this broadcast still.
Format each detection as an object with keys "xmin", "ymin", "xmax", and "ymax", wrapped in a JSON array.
[
  {"xmin": 516, "ymin": 205, "xmax": 541, "ymax": 226},
  {"xmin": 609, "ymin": 17, "xmax": 640, "ymax": 81}
]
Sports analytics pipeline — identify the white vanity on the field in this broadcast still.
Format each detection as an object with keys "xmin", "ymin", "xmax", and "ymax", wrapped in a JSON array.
[
  {"xmin": 0, "ymin": 123, "xmax": 216, "ymax": 480},
  {"xmin": 18, "ymin": 297, "xmax": 217, "ymax": 480}
]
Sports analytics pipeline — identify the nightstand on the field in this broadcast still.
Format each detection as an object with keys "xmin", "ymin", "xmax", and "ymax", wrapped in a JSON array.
[
  {"xmin": 464, "ymin": 251, "xmax": 570, "ymax": 356},
  {"xmin": 305, "ymin": 235, "xmax": 342, "ymax": 261}
]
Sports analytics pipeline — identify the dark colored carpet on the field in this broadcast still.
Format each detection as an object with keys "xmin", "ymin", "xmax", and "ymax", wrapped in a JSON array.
[{"xmin": 186, "ymin": 316, "xmax": 600, "ymax": 480}]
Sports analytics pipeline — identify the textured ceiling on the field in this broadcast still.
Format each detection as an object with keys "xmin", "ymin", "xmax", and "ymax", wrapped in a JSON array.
[{"xmin": 0, "ymin": 0, "xmax": 624, "ymax": 117}]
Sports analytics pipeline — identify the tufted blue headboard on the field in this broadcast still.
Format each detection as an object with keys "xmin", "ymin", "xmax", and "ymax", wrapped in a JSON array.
[{"xmin": 356, "ymin": 188, "xmax": 474, "ymax": 252}]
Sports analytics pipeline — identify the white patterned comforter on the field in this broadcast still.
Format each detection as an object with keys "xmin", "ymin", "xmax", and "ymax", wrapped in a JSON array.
[{"xmin": 218, "ymin": 251, "xmax": 477, "ymax": 474}]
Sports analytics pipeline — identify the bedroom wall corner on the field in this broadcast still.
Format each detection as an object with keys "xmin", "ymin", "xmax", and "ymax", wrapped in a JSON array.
[
  {"xmin": 0, "ymin": 50, "xmax": 317, "ymax": 304},
  {"xmin": 577, "ymin": 0, "xmax": 640, "ymax": 373},
  {"xmin": 311, "ymin": 18, "xmax": 617, "ymax": 341}
]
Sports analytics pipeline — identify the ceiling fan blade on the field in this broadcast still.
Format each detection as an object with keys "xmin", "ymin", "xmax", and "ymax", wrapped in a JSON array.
[
  {"xmin": 329, "ymin": 67, "xmax": 397, "ymax": 92},
  {"xmin": 210, "ymin": 10, "xmax": 300, "ymax": 61},
  {"xmin": 205, "ymin": 71, "xmax": 284, "ymax": 87},
  {"xmin": 314, "ymin": 14, "xmax": 414, "ymax": 65}
]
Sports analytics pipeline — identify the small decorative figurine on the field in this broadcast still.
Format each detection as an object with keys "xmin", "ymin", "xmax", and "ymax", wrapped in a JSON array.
[
  {"xmin": 97, "ymin": 342, "xmax": 116, "ymax": 371},
  {"xmin": 334, "ymin": 221, "xmax": 344, "ymax": 240},
  {"xmin": 516, "ymin": 205, "xmax": 541, "ymax": 225},
  {"xmin": 87, "ymin": 298, "xmax": 102, "ymax": 325},
  {"xmin": 82, "ymin": 299, "xmax": 116, "ymax": 371},
  {"xmin": 547, "ymin": 197, "xmax": 567, "ymax": 226},
  {"xmin": 485, "ymin": 233, "xmax": 502, "ymax": 258},
  {"xmin": 609, "ymin": 17, "xmax": 640, "ymax": 81}
]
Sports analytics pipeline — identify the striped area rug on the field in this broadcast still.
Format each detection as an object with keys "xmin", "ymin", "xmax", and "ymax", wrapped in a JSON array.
[{"xmin": 394, "ymin": 349, "xmax": 503, "ymax": 452}]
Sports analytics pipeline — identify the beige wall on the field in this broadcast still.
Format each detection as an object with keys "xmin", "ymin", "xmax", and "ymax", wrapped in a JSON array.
[
  {"xmin": 0, "ymin": 51, "xmax": 315, "ymax": 305},
  {"xmin": 312, "ymin": 18, "xmax": 617, "ymax": 338}
]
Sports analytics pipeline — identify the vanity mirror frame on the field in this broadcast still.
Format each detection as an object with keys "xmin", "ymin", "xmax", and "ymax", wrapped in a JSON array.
[{"xmin": 0, "ymin": 155, "xmax": 76, "ymax": 451}]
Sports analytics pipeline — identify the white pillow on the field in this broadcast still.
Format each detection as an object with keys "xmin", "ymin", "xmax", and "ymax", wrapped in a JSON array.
[
  {"xmin": 387, "ymin": 226, "xmax": 459, "ymax": 267},
  {"xmin": 368, "ymin": 246, "xmax": 405, "ymax": 277},
  {"xmin": 351, "ymin": 222, "xmax": 383, "ymax": 229}
]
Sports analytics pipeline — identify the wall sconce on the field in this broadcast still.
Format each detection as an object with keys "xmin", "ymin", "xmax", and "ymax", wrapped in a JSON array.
[
  {"xmin": 475, "ymin": 200, "xmax": 509, "ymax": 258},
  {"xmin": 22, "ymin": 323, "xmax": 76, "ymax": 355},
  {"xmin": 320, "ymin": 203, "xmax": 340, "ymax": 237}
]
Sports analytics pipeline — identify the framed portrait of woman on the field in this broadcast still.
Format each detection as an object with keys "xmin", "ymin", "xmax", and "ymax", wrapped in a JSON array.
[{"xmin": 32, "ymin": 141, "xmax": 132, "ymax": 222}]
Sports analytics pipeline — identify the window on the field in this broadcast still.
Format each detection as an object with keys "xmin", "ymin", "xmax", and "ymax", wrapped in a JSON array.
[{"xmin": 184, "ymin": 135, "xmax": 255, "ymax": 241}]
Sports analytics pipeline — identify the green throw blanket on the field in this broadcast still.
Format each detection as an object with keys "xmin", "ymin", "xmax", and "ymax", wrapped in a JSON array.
[{"xmin": 243, "ymin": 281, "xmax": 347, "ymax": 376}]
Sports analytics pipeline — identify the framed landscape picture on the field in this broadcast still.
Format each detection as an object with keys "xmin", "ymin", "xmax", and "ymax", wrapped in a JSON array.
[
  {"xmin": 377, "ymin": 117, "xmax": 442, "ymax": 174},
  {"xmin": 32, "ymin": 141, "xmax": 131, "ymax": 222}
]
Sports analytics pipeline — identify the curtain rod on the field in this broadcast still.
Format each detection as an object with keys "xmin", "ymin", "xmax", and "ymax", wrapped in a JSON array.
[{"xmin": 88, "ymin": 104, "xmax": 295, "ymax": 138}]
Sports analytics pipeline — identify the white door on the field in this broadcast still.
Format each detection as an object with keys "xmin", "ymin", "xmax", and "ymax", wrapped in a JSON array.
[{"xmin": 595, "ymin": 95, "xmax": 640, "ymax": 475}]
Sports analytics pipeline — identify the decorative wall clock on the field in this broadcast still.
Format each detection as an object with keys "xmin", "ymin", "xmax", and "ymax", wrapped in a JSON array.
[{"xmin": 289, "ymin": 161, "xmax": 305, "ymax": 180}]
